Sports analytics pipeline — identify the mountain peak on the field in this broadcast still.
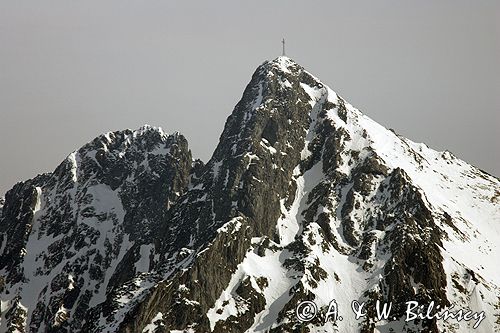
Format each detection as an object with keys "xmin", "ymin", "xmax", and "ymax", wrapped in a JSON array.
[
  {"xmin": 255, "ymin": 55, "xmax": 302, "ymax": 78},
  {"xmin": 1, "ymin": 57, "xmax": 499, "ymax": 333},
  {"xmin": 271, "ymin": 55, "xmax": 296, "ymax": 65}
]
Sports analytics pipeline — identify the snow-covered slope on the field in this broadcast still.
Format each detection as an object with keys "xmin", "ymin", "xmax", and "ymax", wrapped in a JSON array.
[
  {"xmin": 1, "ymin": 57, "xmax": 498, "ymax": 333},
  {"xmin": 0, "ymin": 126, "xmax": 194, "ymax": 332},
  {"xmin": 194, "ymin": 57, "xmax": 499, "ymax": 333}
]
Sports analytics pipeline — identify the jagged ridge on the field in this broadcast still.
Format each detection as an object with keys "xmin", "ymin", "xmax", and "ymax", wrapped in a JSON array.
[{"xmin": 1, "ymin": 57, "xmax": 499, "ymax": 333}]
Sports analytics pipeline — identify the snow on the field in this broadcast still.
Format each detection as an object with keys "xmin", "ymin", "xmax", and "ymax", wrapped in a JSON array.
[
  {"xmin": 135, "ymin": 244, "xmax": 153, "ymax": 273},
  {"xmin": 441, "ymin": 255, "xmax": 497, "ymax": 333},
  {"xmin": 298, "ymin": 69, "xmax": 499, "ymax": 332},
  {"xmin": 212, "ymin": 160, "xmax": 223, "ymax": 180},
  {"xmin": 142, "ymin": 312, "xmax": 163, "ymax": 333},
  {"xmin": 273, "ymin": 56, "xmax": 294, "ymax": 74},
  {"xmin": 207, "ymin": 244, "xmax": 297, "ymax": 332},
  {"xmin": 0, "ymin": 123, "xmax": 194, "ymax": 332},
  {"xmin": 98, "ymin": 277, "xmax": 158, "ymax": 332},
  {"xmin": 308, "ymin": 236, "xmax": 370, "ymax": 332},
  {"xmin": 250, "ymin": 82, "xmax": 264, "ymax": 111},
  {"xmin": 299, "ymin": 82, "xmax": 327, "ymax": 160},
  {"xmin": 67, "ymin": 152, "xmax": 79, "ymax": 182},
  {"xmin": 244, "ymin": 152, "xmax": 260, "ymax": 169},
  {"xmin": 298, "ymin": 65, "xmax": 499, "ymax": 289},
  {"xmin": 0, "ymin": 234, "xmax": 6, "ymax": 256},
  {"xmin": 0, "ymin": 179, "xmax": 137, "ymax": 332},
  {"xmin": 275, "ymin": 82, "xmax": 327, "ymax": 246},
  {"xmin": 149, "ymin": 142, "xmax": 173, "ymax": 156},
  {"xmin": 260, "ymin": 139, "xmax": 277, "ymax": 154},
  {"xmin": 135, "ymin": 124, "xmax": 166, "ymax": 138},
  {"xmin": 276, "ymin": 191, "xmax": 299, "ymax": 245},
  {"xmin": 341, "ymin": 104, "xmax": 500, "ymax": 287},
  {"xmin": 2, "ymin": 57, "xmax": 498, "ymax": 333},
  {"xmin": 10, "ymin": 186, "xmax": 66, "ymax": 329},
  {"xmin": 77, "ymin": 183, "xmax": 133, "ymax": 306},
  {"xmin": 209, "ymin": 62, "xmax": 500, "ymax": 332},
  {"xmin": 217, "ymin": 217, "xmax": 243, "ymax": 234}
]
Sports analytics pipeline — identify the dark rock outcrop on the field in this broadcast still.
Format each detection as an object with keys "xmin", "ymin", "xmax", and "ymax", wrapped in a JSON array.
[{"xmin": 1, "ymin": 57, "xmax": 498, "ymax": 333}]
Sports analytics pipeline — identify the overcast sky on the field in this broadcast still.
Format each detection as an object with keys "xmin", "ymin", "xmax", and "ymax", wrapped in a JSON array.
[{"xmin": 1, "ymin": 1, "xmax": 499, "ymax": 195}]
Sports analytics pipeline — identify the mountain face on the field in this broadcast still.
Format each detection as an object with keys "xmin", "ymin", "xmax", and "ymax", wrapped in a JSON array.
[
  {"xmin": 1, "ymin": 57, "xmax": 499, "ymax": 333},
  {"xmin": 0, "ymin": 127, "xmax": 194, "ymax": 332}
]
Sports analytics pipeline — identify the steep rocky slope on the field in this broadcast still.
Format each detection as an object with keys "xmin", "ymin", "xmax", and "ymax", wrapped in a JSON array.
[
  {"xmin": 1, "ymin": 57, "xmax": 499, "ymax": 333},
  {"xmin": 0, "ymin": 126, "xmax": 194, "ymax": 332}
]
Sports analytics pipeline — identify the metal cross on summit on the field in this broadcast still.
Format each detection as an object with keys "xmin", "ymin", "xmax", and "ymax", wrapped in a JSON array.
[{"xmin": 282, "ymin": 38, "xmax": 286, "ymax": 56}]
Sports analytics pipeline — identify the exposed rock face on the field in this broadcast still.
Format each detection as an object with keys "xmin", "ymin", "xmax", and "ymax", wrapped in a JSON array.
[
  {"xmin": 1, "ymin": 57, "xmax": 499, "ymax": 333},
  {"xmin": 0, "ymin": 126, "xmax": 193, "ymax": 332}
]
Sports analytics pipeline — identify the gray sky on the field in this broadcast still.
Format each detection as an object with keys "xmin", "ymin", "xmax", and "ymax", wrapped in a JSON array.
[{"xmin": 1, "ymin": 1, "xmax": 499, "ymax": 195}]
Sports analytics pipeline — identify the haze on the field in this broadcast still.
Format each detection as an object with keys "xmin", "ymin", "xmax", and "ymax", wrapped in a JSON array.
[{"xmin": 1, "ymin": 1, "xmax": 499, "ymax": 195}]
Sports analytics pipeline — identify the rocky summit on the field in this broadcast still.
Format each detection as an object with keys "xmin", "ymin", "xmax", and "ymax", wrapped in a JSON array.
[{"xmin": 1, "ymin": 57, "xmax": 499, "ymax": 333}]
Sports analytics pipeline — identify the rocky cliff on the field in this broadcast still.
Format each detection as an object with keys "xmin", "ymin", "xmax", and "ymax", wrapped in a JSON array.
[{"xmin": 1, "ymin": 57, "xmax": 499, "ymax": 333}]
